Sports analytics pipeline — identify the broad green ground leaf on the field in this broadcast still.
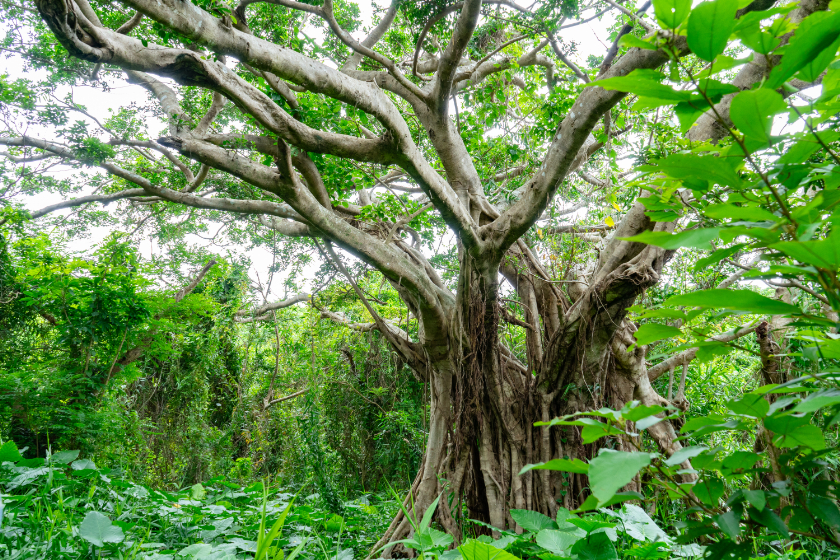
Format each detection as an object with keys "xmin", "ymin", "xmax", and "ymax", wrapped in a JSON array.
[
  {"xmin": 511, "ymin": 509, "xmax": 556, "ymax": 532},
  {"xmin": 79, "ymin": 511, "xmax": 125, "ymax": 547},
  {"xmin": 50, "ymin": 450, "xmax": 80, "ymax": 465},
  {"xmin": 687, "ymin": 0, "xmax": 739, "ymax": 61},
  {"xmin": 653, "ymin": 0, "xmax": 691, "ymax": 28},
  {"xmin": 567, "ymin": 518, "xmax": 616, "ymax": 533},
  {"xmin": 190, "ymin": 483, "xmax": 206, "ymax": 500},
  {"xmin": 611, "ymin": 504, "xmax": 671, "ymax": 543},
  {"xmin": 571, "ymin": 532, "xmax": 618, "ymax": 560},
  {"xmin": 662, "ymin": 289, "xmax": 801, "ymax": 315},
  {"xmin": 178, "ymin": 543, "xmax": 214, "ymax": 557},
  {"xmin": 588, "ymin": 450, "xmax": 651, "ymax": 503},
  {"xmin": 730, "ymin": 89, "xmax": 787, "ymax": 145},
  {"xmin": 0, "ymin": 441, "xmax": 22, "ymax": 463},
  {"xmin": 622, "ymin": 228, "xmax": 721, "ymax": 250},
  {"xmin": 72, "ymin": 459, "xmax": 97, "ymax": 471},
  {"xmin": 459, "ymin": 539, "xmax": 522, "ymax": 560},
  {"xmin": 766, "ymin": 11, "xmax": 840, "ymax": 89},
  {"xmin": 520, "ymin": 458, "xmax": 589, "ymax": 475},
  {"xmin": 535, "ymin": 529, "xmax": 581, "ymax": 554},
  {"xmin": 623, "ymin": 542, "xmax": 670, "ymax": 559},
  {"xmin": 633, "ymin": 323, "xmax": 682, "ymax": 346}
]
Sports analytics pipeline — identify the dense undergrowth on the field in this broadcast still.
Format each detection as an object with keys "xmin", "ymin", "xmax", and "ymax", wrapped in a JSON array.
[{"xmin": 0, "ymin": 440, "xmax": 397, "ymax": 559}]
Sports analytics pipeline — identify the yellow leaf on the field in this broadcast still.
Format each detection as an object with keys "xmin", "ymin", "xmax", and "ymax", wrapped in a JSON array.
[
  {"xmin": 612, "ymin": 202, "xmax": 621, "ymax": 211},
  {"xmin": 605, "ymin": 216, "xmax": 615, "ymax": 227},
  {"xmin": 537, "ymin": 228, "xmax": 543, "ymax": 238}
]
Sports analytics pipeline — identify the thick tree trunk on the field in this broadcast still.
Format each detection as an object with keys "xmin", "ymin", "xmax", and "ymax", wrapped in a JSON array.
[{"xmin": 375, "ymin": 222, "xmax": 686, "ymax": 555}]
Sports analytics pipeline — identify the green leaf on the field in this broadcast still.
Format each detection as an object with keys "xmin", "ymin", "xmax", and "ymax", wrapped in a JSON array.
[
  {"xmin": 743, "ymin": 490, "xmax": 766, "ymax": 511},
  {"xmin": 633, "ymin": 323, "xmax": 682, "ymax": 346},
  {"xmin": 771, "ymin": 231, "xmax": 840, "ymax": 270},
  {"xmin": 571, "ymin": 532, "xmax": 618, "ymax": 560},
  {"xmin": 687, "ymin": 0, "xmax": 739, "ymax": 62},
  {"xmin": 588, "ymin": 70, "xmax": 691, "ymax": 101},
  {"xmin": 79, "ymin": 511, "xmax": 125, "ymax": 547},
  {"xmin": 459, "ymin": 539, "xmax": 522, "ymax": 560},
  {"xmin": 567, "ymin": 518, "xmax": 616, "ymax": 533},
  {"xmin": 694, "ymin": 477, "xmax": 725, "ymax": 506},
  {"xmin": 808, "ymin": 496, "xmax": 840, "ymax": 529},
  {"xmin": 715, "ymin": 506, "xmax": 742, "ymax": 538},
  {"xmin": 764, "ymin": 415, "xmax": 825, "ymax": 450},
  {"xmin": 535, "ymin": 529, "xmax": 582, "ymax": 554},
  {"xmin": 694, "ymin": 244, "xmax": 746, "ymax": 271},
  {"xmin": 520, "ymin": 458, "xmax": 590, "ymax": 475},
  {"xmin": 510, "ymin": 509, "xmax": 555, "ymax": 532},
  {"xmin": 622, "ymin": 404, "xmax": 668, "ymax": 422},
  {"xmin": 622, "ymin": 228, "xmax": 721, "ymax": 250},
  {"xmin": 778, "ymin": 131, "xmax": 840, "ymax": 164},
  {"xmin": 49, "ymin": 450, "xmax": 79, "ymax": 465},
  {"xmin": 737, "ymin": 29, "xmax": 780, "ymax": 55},
  {"xmin": 662, "ymin": 289, "xmax": 801, "ymax": 315},
  {"xmin": 721, "ymin": 451, "xmax": 761, "ymax": 473},
  {"xmin": 703, "ymin": 203, "xmax": 778, "ymax": 222},
  {"xmin": 729, "ymin": 89, "xmax": 787, "ymax": 146},
  {"xmin": 581, "ymin": 419, "xmax": 625, "ymax": 444},
  {"xmin": 71, "ymin": 458, "xmax": 96, "ymax": 471},
  {"xmin": 640, "ymin": 153, "xmax": 743, "ymax": 187},
  {"xmin": 726, "ymin": 393, "xmax": 769, "ymax": 418},
  {"xmin": 419, "ymin": 494, "xmax": 441, "ymax": 533},
  {"xmin": 664, "ymin": 445, "xmax": 707, "ymax": 467},
  {"xmin": 793, "ymin": 389, "xmax": 840, "ymax": 413},
  {"xmin": 766, "ymin": 11, "xmax": 840, "ymax": 89},
  {"xmin": 588, "ymin": 450, "xmax": 652, "ymax": 504},
  {"xmin": 697, "ymin": 54, "xmax": 753, "ymax": 78},
  {"xmin": 749, "ymin": 506, "xmax": 789, "ymax": 537},
  {"xmin": 190, "ymin": 483, "xmax": 206, "ymax": 500},
  {"xmin": 618, "ymin": 35, "xmax": 657, "ymax": 50},
  {"xmin": 0, "ymin": 441, "xmax": 22, "ymax": 463},
  {"xmin": 653, "ymin": 0, "xmax": 691, "ymax": 29},
  {"xmin": 795, "ymin": 13, "xmax": 840, "ymax": 83}
]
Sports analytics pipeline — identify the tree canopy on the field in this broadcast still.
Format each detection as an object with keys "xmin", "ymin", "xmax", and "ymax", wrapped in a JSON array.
[{"xmin": 2, "ymin": 0, "xmax": 840, "ymax": 558}]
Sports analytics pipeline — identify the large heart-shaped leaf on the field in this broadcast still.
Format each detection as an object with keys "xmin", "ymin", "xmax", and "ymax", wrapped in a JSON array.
[{"xmin": 79, "ymin": 511, "xmax": 124, "ymax": 547}]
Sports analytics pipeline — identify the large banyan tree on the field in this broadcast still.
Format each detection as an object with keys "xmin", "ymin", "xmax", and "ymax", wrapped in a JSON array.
[{"xmin": 1, "ymin": 0, "xmax": 832, "ymax": 547}]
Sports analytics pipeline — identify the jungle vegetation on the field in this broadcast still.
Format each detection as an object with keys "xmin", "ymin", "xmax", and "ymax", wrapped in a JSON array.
[{"xmin": 1, "ymin": 0, "xmax": 840, "ymax": 558}]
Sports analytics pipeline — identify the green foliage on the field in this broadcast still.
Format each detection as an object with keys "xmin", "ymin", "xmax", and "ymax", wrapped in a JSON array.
[
  {"xmin": 525, "ymin": 393, "xmax": 840, "ymax": 558},
  {"xmin": 0, "ymin": 440, "xmax": 397, "ymax": 559}
]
